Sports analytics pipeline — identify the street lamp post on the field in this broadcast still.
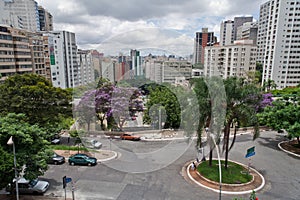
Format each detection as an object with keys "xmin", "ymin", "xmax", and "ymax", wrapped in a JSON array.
[
  {"xmin": 211, "ymin": 134, "xmax": 222, "ymax": 200},
  {"xmin": 7, "ymin": 136, "xmax": 19, "ymax": 200},
  {"xmin": 202, "ymin": 127, "xmax": 209, "ymax": 161}
]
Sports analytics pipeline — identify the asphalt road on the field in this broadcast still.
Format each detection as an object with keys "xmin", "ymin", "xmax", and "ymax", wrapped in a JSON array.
[{"xmin": 42, "ymin": 131, "xmax": 300, "ymax": 200}]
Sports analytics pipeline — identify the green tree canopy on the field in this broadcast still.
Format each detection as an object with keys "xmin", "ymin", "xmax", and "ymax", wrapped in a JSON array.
[
  {"xmin": 0, "ymin": 113, "xmax": 50, "ymax": 189},
  {"xmin": 222, "ymin": 77, "xmax": 262, "ymax": 169},
  {"xmin": 0, "ymin": 74, "xmax": 72, "ymax": 138},
  {"xmin": 258, "ymin": 98, "xmax": 300, "ymax": 144},
  {"xmin": 144, "ymin": 84, "xmax": 181, "ymax": 129}
]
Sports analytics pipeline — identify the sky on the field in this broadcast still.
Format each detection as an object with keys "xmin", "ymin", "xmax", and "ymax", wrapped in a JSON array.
[{"xmin": 36, "ymin": 0, "xmax": 267, "ymax": 57}]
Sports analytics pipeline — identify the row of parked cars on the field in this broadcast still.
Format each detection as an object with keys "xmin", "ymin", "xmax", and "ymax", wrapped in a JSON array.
[
  {"xmin": 48, "ymin": 152, "xmax": 98, "ymax": 166},
  {"xmin": 6, "ymin": 133, "xmax": 141, "ymax": 195},
  {"xmin": 6, "ymin": 152, "xmax": 97, "ymax": 195}
]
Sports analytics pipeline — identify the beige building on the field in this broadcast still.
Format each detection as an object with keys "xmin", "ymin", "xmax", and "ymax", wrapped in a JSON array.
[
  {"xmin": 0, "ymin": 25, "xmax": 33, "ymax": 81},
  {"xmin": 204, "ymin": 40, "xmax": 257, "ymax": 79},
  {"xmin": 28, "ymin": 33, "xmax": 46, "ymax": 77}
]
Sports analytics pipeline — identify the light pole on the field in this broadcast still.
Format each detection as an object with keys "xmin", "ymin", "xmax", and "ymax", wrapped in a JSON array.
[
  {"xmin": 211, "ymin": 134, "xmax": 222, "ymax": 200},
  {"xmin": 202, "ymin": 127, "xmax": 209, "ymax": 161},
  {"xmin": 7, "ymin": 136, "xmax": 19, "ymax": 200}
]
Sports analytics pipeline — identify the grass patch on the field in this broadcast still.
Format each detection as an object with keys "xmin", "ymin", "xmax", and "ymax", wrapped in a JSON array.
[
  {"xmin": 197, "ymin": 160, "xmax": 252, "ymax": 184},
  {"xmin": 49, "ymin": 144, "xmax": 88, "ymax": 151}
]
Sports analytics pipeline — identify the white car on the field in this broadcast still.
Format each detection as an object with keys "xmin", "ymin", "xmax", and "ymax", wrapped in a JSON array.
[
  {"xmin": 84, "ymin": 139, "xmax": 102, "ymax": 149},
  {"xmin": 6, "ymin": 178, "xmax": 49, "ymax": 194}
]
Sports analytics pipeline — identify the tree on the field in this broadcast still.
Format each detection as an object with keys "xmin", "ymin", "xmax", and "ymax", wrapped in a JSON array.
[
  {"xmin": 0, "ymin": 113, "xmax": 50, "ymax": 188},
  {"xmin": 143, "ymin": 84, "xmax": 181, "ymax": 129},
  {"xmin": 263, "ymin": 79, "xmax": 277, "ymax": 92},
  {"xmin": 190, "ymin": 77, "xmax": 226, "ymax": 166},
  {"xmin": 76, "ymin": 83, "xmax": 144, "ymax": 131},
  {"xmin": 222, "ymin": 77, "xmax": 261, "ymax": 169},
  {"xmin": 0, "ymin": 74, "xmax": 72, "ymax": 138},
  {"xmin": 108, "ymin": 87, "xmax": 144, "ymax": 129},
  {"xmin": 258, "ymin": 97, "xmax": 300, "ymax": 145},
  {"xmin": 75, "ymin": 90, "xmax": 97, "ymax": 131}
]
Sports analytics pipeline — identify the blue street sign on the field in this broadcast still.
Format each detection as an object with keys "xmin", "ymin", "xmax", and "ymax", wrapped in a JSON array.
[
  {"xmin": 66, "ymin": 177, "xmax": 72, "ymax": 183},
  {"xmin": 245, "ymin": 151, "xmax": 255, "ymax": 158}
]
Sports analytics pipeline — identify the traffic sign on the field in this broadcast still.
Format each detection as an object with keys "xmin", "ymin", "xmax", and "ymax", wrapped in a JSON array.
[
  {"xmin": 66, "ymin": 177, "xmax": 72, "ymax": 183},
  {"xmin": 245, "ymin": 151, "xmax": 255, "ymax": 158},
  {"xmin": 245, "ymin": 146, "xmax": 255, "ymax": 158}
]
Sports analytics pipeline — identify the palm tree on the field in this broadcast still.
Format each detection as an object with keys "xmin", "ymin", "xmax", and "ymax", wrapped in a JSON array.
[
  {"xmin": 191, "ymin": 77, "xmax": 226, "ymax": 166},
  {"xmin": 222, "ymin": 77, "xmax": 261, "ymax": 169}
]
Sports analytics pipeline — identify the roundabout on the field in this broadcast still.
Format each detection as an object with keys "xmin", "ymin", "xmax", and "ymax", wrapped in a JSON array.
[{"xmin": 185, "ymin": 160, "xmax": 265, "ymax": 195}]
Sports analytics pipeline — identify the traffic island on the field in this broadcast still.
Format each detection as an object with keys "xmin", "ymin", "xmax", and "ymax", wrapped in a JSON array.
[
  {"xmin": 278, "ymin": 140, "xmax": 300, "ymax": 158},
  {"xmin": 186, "ymin": 160, "xmax": 265, "ymax": 195}
]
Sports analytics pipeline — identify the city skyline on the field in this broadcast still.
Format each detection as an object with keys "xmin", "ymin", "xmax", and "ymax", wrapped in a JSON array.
[{"xmin": 35, "ymin": 0, "xmax": 266, "ymax": 56}]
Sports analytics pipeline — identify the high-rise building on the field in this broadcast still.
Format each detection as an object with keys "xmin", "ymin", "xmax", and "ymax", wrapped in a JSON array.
[
  {"xmin": 130, "ymin": 49, "xmax": 143, "ymax": 78},
  {"xmin": 77, "ymin": 49, "xmax": 95, "ymax": 85},
  {"xmin": 204, "ymin": 40, "xmax": 257, "ymax": 79},
  {"xmin": 193, "ymin": 28, "xmax": 216, "ymax": 65},
  {"xmin": 220, "ymin": 20, "xmax": 234, "ymax": 46},
  {"xmin": 28, "ymin": 33, "xmax": 46, "ymax": 77},
  {"xmin": 101, "ymin": 58, "xmax": 116, "ymax": 83},
  {"xmin": 236, "ymin": 22, "xmax": 258, "ymax": 45},
  {"xmin": 1, "ymin": 0, "xmax": 40, "ymax": 32},
  {"xmin": 220, "ymin": 17, "xmax": 253, "ymax": 46},
  {"xmin": 233, "ymin": 16, "xmax": 253, "ymax": 40},
  {"xmin": 38, "ymin": 6, "xmax": 53, "ymax": 31},
  {"xmin": 257, "ymin": 0, "xmax": 300, "ymax": 89},
  {"xmin": 0, "ymin": 25, "xmax": 33, "ymax": 81},
  {"xmin": 44, "ymin": 31, "xmax": 79, "ymax": 89}
]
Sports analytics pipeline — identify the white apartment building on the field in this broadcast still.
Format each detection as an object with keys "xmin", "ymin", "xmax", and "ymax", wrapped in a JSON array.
[
  {"xmin": 204, "ymin": 40, "xmax": 257, "ymax": 79},
  {"xmin": 220, "ymin": 20, "xmax": 234, "ymax": 46},
  {"xmin": 44, "ymin": 31, "xmax": 79, "ymax": 89},
  {"xmin": 1, "ymin": 0, "xmax": 40, "ymax": 32},
  {"xmin": 258, "ymin": 0, "xmax": 300, "ymax": 89},
  {"xmin": 145, "ymin": 59, "xmax": 192, "ymax": 84},
  {"xmin": 77, "ymin": 49, "xmax": 95, "ymax": 86}
]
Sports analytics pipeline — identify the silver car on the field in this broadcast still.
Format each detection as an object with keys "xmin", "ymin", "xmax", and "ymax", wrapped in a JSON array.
[
  {"xmin": 6, "ymin": 178, "xmax": 49, "ymax": 194},
  {"xmin": 83, "ymin": 139, "xmax": 102, "ymax": 149}
]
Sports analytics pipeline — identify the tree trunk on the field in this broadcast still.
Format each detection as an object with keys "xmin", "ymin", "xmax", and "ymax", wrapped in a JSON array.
[
  {"xmin": 224, "ymin": 123, "xmax": 231, "ymax": 169},
  {"xmin": 87, "ymin": 122, "xmax": 90, "ymax": 131},
  {"xmin": 209, "ymin": 147, "xmax": 213, "ymax": 166},
  {"xmin": 297, "ymin": 136, "xmax": 300, "ymax": 145}
]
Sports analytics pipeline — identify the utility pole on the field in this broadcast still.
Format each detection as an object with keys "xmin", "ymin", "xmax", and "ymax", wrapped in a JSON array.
[{"xmin": 7, "ymin": 136, "xmax": 19, "ymax": 200}]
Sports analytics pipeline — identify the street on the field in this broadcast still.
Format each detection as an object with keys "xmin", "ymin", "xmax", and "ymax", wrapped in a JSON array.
[{"xmin": 42, "ymin": 131, "xmax": 300, "ymax": 200}]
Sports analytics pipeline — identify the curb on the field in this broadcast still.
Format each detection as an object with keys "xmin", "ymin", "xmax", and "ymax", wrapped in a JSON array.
[
  {"xmin": 278, "ymin": 141, "xmax": 300, "ymax": 158},
  {"xmin": 186, "ymin": 160, "xmax": 265, "ymax": 195}
]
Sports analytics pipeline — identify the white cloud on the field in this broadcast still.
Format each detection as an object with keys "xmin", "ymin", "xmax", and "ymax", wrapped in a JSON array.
[{"xmin": 36, "ymin": 0, "xmax": 264, "ymax": 56}]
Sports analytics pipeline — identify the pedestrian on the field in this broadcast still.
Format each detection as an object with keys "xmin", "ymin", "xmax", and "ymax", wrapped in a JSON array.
[
  {"xmin": 193, "ymin": 161, "xmax": 197, "ymax": 170},
  {"xmin": 191, "ymin": 162, "xmax": 195, "ymax": 170}
]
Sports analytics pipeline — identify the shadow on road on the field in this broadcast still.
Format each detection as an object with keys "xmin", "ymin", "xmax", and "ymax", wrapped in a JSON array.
[{"xmin": 257, "ymin": 134, "xmax": 287, "ymax": 151}]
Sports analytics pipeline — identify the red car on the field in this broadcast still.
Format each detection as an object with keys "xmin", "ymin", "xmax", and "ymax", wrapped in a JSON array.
[{"xmin": 120, "ymin": 133, "xmax": 141, "ymax": 141}]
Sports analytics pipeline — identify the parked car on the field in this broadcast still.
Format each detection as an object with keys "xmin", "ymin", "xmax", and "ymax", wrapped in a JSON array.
[
  {"xmin": 120, "ymin": 133, "xmax": 141, "ymax": 141},
  {"xmin": 68, "ymin": 153, "xmax": 97, "ymax": 166},
  {"xmin": 6, "ymin": 178, "xmax": 49, "ymax": 194},
  {"xmin": 51, "ymin": 138, "xmax": 60, "ymax": 144},
  {"xmin": 84, "ymin": 139, "xmax": 102, "ymax": 149},
  {"xmin": 47, "ymin": 152, "xmax": 65, "ymax": 165}
]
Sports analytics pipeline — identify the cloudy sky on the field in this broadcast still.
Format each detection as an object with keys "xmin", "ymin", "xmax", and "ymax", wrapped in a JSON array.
[{"xmin": 36, "ymin": 0, "xmax": 266, "ymax": 56}]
